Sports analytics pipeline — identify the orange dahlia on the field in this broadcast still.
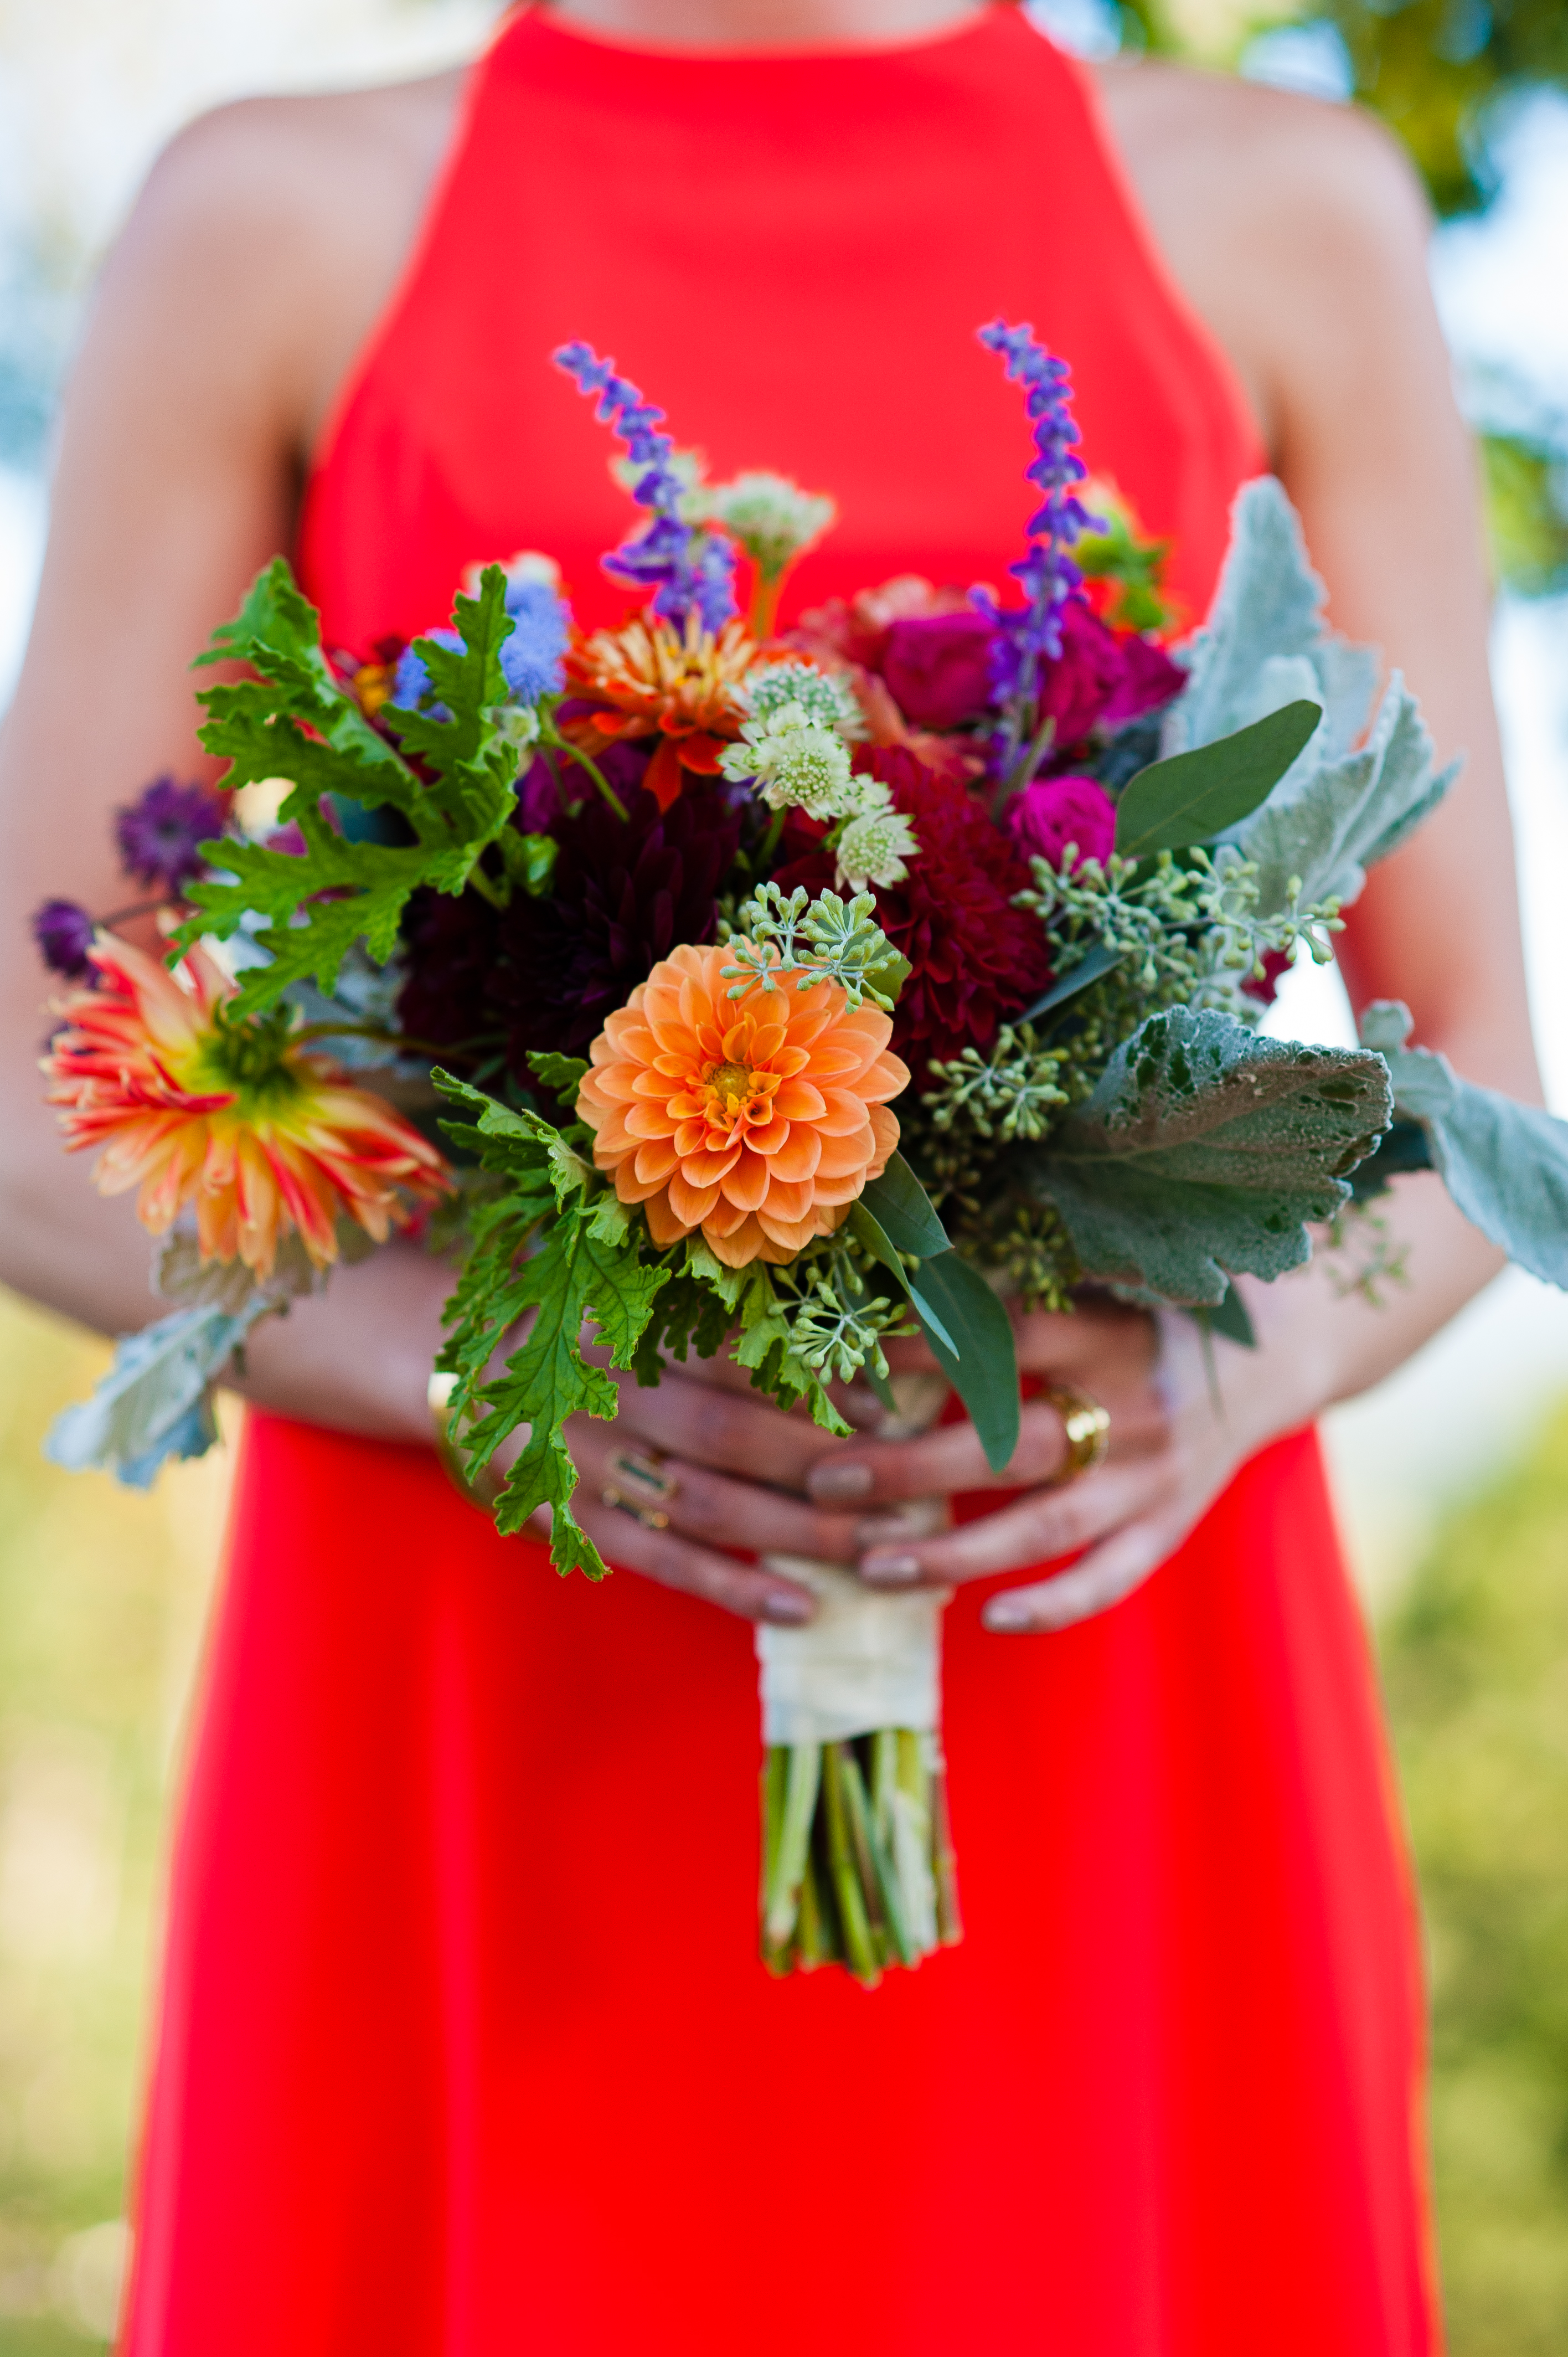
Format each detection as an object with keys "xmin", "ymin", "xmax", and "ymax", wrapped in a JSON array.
[
  {"xmin": 562, "ymin": 612, "xmax": 758, "ymax": 812},
  {"xmin": 43, "ymin": 934, "xmax": 449, "ymax": 1278},
  {"xmin": 577, "ymin": 943, "xmax": 909, "ymax": 1268}
]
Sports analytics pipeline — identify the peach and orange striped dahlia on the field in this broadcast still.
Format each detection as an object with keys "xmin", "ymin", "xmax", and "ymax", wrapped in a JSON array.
[
  {"xmin": 43, "ymin": 934, "xmax": 449, "ymax": 1279},
  {"xmin": 577, "ymin": 942, "xmax": 909, "ymax": 1268}
]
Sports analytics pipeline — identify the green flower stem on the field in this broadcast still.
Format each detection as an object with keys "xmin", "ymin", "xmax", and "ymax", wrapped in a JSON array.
[
  {"xmin": 931, "ymin": 1748, "xmax": 963, "ymax": 1947},
  {"xmin": 798, "ymin": 1845, "xmax": 832, "ymax": 1969},
  {"xmin": 762, "ymin": 1741, "xmax": 821, "ymax": 1960},
  {"xmin": 823, "ymin": 1742, "xmax": 881, "ymax": 1988},
  {"xmin": 544, "ymin": 728, "xmax": 629, "ymax": 822},
  {"xmin": 840, "ymin": 1743, "xmax": 915, "ymax": 1969}
]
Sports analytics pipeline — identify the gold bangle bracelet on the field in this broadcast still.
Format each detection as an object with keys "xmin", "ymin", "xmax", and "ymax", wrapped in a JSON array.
[{"xmin": 427, "ymin": 1371, "xmax": 505, "ymax": 1515}]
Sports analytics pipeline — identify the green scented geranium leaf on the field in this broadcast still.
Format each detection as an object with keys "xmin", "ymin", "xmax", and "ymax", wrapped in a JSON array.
[
  {"xmin": 860, "ymin": 1155, "xmax": 951, "ymax": 1262},
  {"xmin": 1113, "ymin": 699, "xmax": 1323, "ymax": 858},
  {"xmin": 1026, "ymin": 1005, "xmax": 1392, "ymax": 1305},
  {"xmin": 525, "ymin": 1051, "xmax": 590, "ymax": 1107},
  {"xmin": 1361, "ymin": 1002, "xmax": 1568, "ymax": 1289},
  {"xmin": 902, "ymin": 1253, "xmax": 1020, "ymax": 1473},
  {"xmin": 180, "ymin": 561, "xmax": 526, "ymax": 1011}
]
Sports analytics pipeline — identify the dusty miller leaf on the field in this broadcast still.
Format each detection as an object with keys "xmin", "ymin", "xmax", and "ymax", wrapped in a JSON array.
[
  {"xmin": 1024, "ymin": 1005, "xmax": 1392, "ymax": 1304},
  {"xmin": 1360, "ymin": 1001, "xmax": 1568, "ymax": 1289}
]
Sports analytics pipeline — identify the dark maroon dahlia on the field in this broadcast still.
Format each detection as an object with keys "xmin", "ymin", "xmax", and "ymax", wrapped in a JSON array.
[
  {"xmin": 493, "ymin": 778, "xmax": 741, "ymax": 1066},
  {"xmin": 776, "ymin": 748, "xmax": 1053, "ymax": 1083}
]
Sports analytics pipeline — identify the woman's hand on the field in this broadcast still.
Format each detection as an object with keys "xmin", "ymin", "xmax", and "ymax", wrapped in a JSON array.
[{"xmin": 555, "ymin": 1356, "xmax": 882, "ymax": 1627}]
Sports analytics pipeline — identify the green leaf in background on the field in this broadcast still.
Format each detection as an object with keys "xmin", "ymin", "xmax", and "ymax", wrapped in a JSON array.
[
  {"xmin": 860, "ymin": 1155, "xmax": 951, "ymax": 1261},
  {"xmin": 1361, "ymin": 1001, "xmax": 1568, "ymax": 1290},
  {"xmin": 525, "ymin": 1051, "xmax": 591, "ymax": 1108},
  {"xmin": 178, "ymin": 561, "xmax": 527, "ymax": 1013},
  {"xmin": 1025, "ymin": 1005, "xmax": 1392, "ymax": 1304},
  {"xmin": 1017, "ymin": 939, "xmax": 1128, "ymax": 1028},
  {"xmin": 901, "ymin": 1252, "xmax": 1020, "ymax": 1474},
  {"xmin": 1113, "ymin": 698, "xmax": 1323, "ymax": 857}
]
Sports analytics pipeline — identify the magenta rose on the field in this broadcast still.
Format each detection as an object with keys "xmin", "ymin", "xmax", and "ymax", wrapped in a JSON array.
[
  {"xmin": 1007, "ymin": 774, "xmax": 1117, "ymax": 871},
  {"xmin": 1035, "ymin": 601, "xmax": 1127, "ymax": 747},
  {"xmin": 1101, "ymin": 632, "xmax": 1185, "ymax": 728},
  {"xmin": 881, "ymin": 611, "xmax": 999, "ymax": 732}
]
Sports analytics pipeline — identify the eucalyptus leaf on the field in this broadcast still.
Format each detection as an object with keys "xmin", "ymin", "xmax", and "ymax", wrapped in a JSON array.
[
  {"xmin": 1024, "ymin": 1006, "xmax": 1392, "ymax": 1304},
  {"xmin": 1017, "ymin": 939, "xmax": 1127, "ymax": 1027},
  {"xmin": 1361, "ymin": 1001, "xmax": 1568, "ymax": 1289},
  {"xmin": 860, "ymin": 1156, "xmax": 951, "ymax": 1262},
  {"xmin": 1114, "ymin": 699, "xmax": 1323, "ymax": 857},
  {"xmin": 901, "ymin": 1252, "xmax": 1020, "ymax": 1473}
]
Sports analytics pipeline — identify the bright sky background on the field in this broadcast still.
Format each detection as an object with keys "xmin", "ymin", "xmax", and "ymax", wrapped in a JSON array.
[{"xmin": 0, "ymin": 0, "xmax": 1565, "ymax": 1594}]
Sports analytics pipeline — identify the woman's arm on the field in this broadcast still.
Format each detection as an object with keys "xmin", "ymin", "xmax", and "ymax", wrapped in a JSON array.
[{"xmin": 0, "ymin": 79, "xmax": 464, "ymax": 1390}]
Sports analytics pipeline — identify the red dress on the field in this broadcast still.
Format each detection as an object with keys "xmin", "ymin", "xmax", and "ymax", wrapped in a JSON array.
[{"xmin": 123, "ymin": 13, "xmax": 1439, "ymax": 2350}]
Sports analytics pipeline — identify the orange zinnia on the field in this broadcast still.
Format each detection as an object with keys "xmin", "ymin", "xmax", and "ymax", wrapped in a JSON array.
[
  {"xmin": 43, "ymin": 934, "xmax": 449, "ymax": 1278},
  {"xmin": 562, "ymin": 613, "xmax": 758, "ymax": 811},
  {"xmin": 577, "ymin": 943, "xmax": 909, "ymax": 1267}
]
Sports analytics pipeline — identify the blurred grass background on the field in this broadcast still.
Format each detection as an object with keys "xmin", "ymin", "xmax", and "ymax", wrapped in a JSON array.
[
  {"xmin": 0, "ymin": 1295, "xmax": 229, "ymax": 2349},
  {"xmin": 0, "ymin": 0, "xmax": 1564, "ymax": 2343}
]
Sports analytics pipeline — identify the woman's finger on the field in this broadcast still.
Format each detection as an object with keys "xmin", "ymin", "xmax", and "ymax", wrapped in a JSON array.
[
  {"xmin": 561, "ymin": 1492, "xmax": 821, "ymax": 1625},
  {"xmin": 980, "ymin": 1514, "xmax": 1183, "ymax": 1633},
  {"xmin": 611, "ymin": 1366, "xmax": 839, "ymax": 1493},
  {"xmin": 855, "ymin": 1457, "xmax": 1177, "ymax": 1588},
  {"xmin": 808, "ymin": 1385, "xmax": 1167, "ymax": 1510},
  {"xmin": 569, "ymin": 1415, "xmax": 871, "ymax": 1565}
]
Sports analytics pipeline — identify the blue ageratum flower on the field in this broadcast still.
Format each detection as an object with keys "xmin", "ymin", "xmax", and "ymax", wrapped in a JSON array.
[
  {"xmin": 392, "ymin": 629, "xmax": 462, "ymax": 709},
  {"xmin": 977, "ymin": 321, "xmax": 1092, "ymax": 681},
  {"xmin": 499, "ymin": 577, "xmax": 570, "ymax": 703},
  {"xmin": 553, "ymin": 341, "xmax": 736, "ymax": 633},
  {"xmin": 114, "ymin": 776, "xmax": 225, "ymax": 897}
]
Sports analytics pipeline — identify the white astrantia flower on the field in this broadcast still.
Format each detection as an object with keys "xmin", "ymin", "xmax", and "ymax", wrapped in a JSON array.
[
  {"xmin": 834, "ymin": 807, "xmax": 921, "ymax": 893},
  {"xmin": 741, "ymin": 660, "xmax": 865, "ymax": 740},
  {"xmin": 688, "ymin": 472, "xmax": 836, "ymax": 580},
  {"xmin": 719, "ymin": 702, "xmax": 863, "ymax": 818}
]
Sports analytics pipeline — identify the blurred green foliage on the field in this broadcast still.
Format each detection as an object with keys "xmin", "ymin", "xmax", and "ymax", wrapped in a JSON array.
[
  {"xmin": 0, "ymin": 1291, "xmax": 230, "ymax": 2350},
  {"xmin": 1481, "ymin": 431, "xmax": 1568, "ymax": 596},
  {"xmin": 1379, "ymin": 1399, "xmax": 1568, "ymax": 2351}
]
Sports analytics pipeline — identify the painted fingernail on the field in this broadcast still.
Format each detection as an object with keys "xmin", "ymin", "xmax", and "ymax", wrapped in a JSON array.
[
  {"xmin": 808, "ymin": 1462, "xmax": 874, "ymax": 1504},
  {"xmin": 859, "ymin": 1552, "xmax": 921, "ymax": 1586},
  {"xmin": 983, "ymin": 1596, "xmax": 1033, "ymax": 1633},
  {"xmin": 764, "ymin": 1591, "xmax": 814, "ymax": 1624}
]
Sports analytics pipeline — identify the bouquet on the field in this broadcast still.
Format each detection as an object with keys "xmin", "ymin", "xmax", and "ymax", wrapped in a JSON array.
[{"xmin": 36, "ymin": 322, "xmax": 1568, "ymax": 1987}]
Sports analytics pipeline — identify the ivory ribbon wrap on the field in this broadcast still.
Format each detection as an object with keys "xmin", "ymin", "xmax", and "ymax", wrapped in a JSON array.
[
  {"xmin": 755, "ymin": 1558, "xmax": 949, "ymax": 1746},
  {"xmin": 756, "ymin": 1373, "xmax": 952, "ymax": 1747}
]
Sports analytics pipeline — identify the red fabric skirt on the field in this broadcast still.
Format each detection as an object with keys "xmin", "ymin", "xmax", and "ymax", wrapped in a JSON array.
[{"xmin": 125, "ymin": 1413, "xmax": 1436, "ymax": 2353}]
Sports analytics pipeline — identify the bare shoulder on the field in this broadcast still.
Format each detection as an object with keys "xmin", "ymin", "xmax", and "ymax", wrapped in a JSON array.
[
  {"xmin": 1091, "ymin": 58, "xmax": 1435, "ymax": 451},
  {"xmin": 94, "ymin": 71, "xmax": 469, "ymax": 454}
]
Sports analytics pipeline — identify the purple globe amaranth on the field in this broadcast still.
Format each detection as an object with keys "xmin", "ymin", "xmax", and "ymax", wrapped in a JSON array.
[
  {"xmin": 1007, "ymin": 775, "xmax": 1117, "ymax": 872},
  {"xmin": 881, "ymin": 612, "xmax": 999, "ymax": 732},
  {"xmin": 114, "ymin": 776, "xmax": 225, "ymax": 897},
  {"xmin": 32, "ymin": 898, "xmax": 97, "ymax": 980}
]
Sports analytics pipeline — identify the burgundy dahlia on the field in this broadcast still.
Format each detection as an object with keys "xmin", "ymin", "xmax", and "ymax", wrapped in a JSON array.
[
  {"xmin": 777, "ymin": 749, "xmax": 1053, "ymax": 1082},
  {"xmin": 493, "ymin": 776, "xmax": 741, "ymax": 1066}
]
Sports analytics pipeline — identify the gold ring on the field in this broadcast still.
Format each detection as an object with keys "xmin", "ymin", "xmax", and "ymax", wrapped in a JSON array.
[
  {"xmin": 601, "ymin": 1448, "xmax": 679, "ymax": 1531},
  {"xmin": 427, "ymin": 1371, "xmax": 506, "ymax": 1514},
  {"xmin": 1042, "ymin": 1383, "xmax": 1110, "ymax": 1488}
]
